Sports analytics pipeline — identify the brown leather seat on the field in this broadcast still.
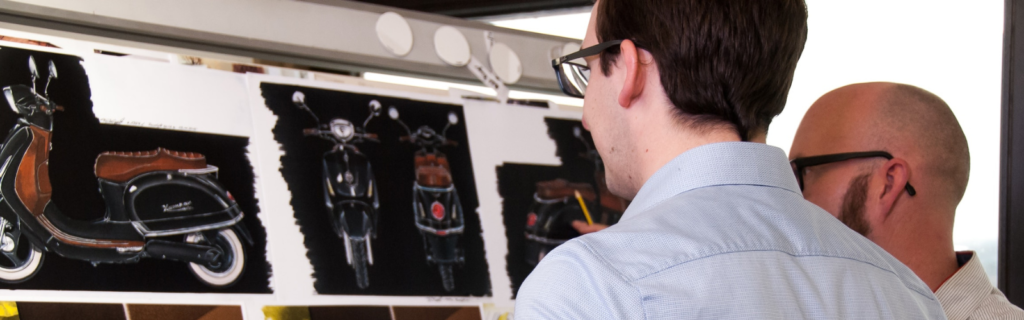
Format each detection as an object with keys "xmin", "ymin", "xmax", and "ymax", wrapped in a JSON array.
[
  {"xmin": 536, "ymin": 178, "xmax": 629, "ymax": 212},
  {"xmin": 95, "ymin": 148, "xmax": 206, "ymax": 182},
  {"xmin": 536, "ymin": 179, "xmax": 596, "ymax": 201},
  {"xmin": 415, "ymin": 153, "xmax": 452, "ymax": 187}
]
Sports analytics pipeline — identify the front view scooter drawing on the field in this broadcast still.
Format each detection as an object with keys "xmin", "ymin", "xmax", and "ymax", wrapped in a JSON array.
[
  {"xmin": 389, "ymin": 107, "xmax": 464, "ymax": 292},
  {"xmin": 293, "ymin": 91, "xmax": 380, "ymax": 289},
  {"xmin": 0, "ymin": 56, "xmax": 252, "ymax": 287}
]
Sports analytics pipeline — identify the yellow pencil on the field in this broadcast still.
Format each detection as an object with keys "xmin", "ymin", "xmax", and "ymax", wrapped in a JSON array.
[{"xmin": 574, "ymin": 190, "xmax": 594, "ymax": 225}]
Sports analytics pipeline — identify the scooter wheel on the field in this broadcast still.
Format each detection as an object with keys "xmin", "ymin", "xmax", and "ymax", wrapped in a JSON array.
[
  {"xmin": 185, "ymin": 229, "xmax": 245, "ymax": 288},
  {"xmin": 439, "ymin": 264, "xmax": 455, "ymax": 292},
  {"xmin": 0, "ymin": 243, "xmax": 43, "ymax": 284}
]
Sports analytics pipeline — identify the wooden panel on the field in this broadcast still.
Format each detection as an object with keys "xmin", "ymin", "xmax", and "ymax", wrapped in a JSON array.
[
  {"xmin": 392, "ymin": 306, "xmax": 481, "ymax": 320},
  {"xmin": 17, "ymin": 302, "xmax": 126, "ymax": 320},
  {"xmin": 126, "ymin": 304, "xmax": 243, "ymax": 320}
]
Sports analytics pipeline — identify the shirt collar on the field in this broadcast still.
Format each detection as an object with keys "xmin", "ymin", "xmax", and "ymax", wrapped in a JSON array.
[
  {"xmin": 935, "ymin": 251, "xmax": 997, "ymax": 320},
  {"xmin": 621, "ymin": 142, "xmax": 801, "ymax": 221}
]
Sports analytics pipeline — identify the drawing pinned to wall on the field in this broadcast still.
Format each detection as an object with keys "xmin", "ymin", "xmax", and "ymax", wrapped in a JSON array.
[
  {"xmin": 260, "ymin": 83, "xmax": 490, "ymax": 296},
  {"xmin": 498, "ymin": 118, "xmax": 628, "ymax": 297},
  {"xmin": 0, "ymin": 46, "xmax": 270, "ymax": 293}
]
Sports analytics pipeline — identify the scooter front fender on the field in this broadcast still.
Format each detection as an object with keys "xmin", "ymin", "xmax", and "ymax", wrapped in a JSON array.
[
  {"xmin": 332, "ymin": 201, "xmax": 373, "ymax": 239},
  {"xmin": 0, "ymin": 204, "xmax": 48, "ymax": 253},
  {"xmin": 323, "ymin": 150, "xmax": 373, "ymax": 198}
]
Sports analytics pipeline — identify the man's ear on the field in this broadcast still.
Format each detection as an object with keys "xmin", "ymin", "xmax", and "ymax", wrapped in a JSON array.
[
  {"xmin": 874, "ymin": 158, "xmax": 911, "ymax": 221},
  {"xmin": 616, "ymin": 39, "xmax": 646, "ymax": 109}
]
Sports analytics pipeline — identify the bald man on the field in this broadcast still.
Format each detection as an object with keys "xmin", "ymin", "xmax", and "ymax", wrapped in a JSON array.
[{"xmin": 790, "ymin": 82, "xmax": 1024, "ymax": 319}]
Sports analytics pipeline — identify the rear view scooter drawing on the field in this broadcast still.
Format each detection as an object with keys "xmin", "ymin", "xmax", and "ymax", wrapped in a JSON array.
[{"xmin": 389, "ymin": 107, "xmax": 465, "ymax": 292}]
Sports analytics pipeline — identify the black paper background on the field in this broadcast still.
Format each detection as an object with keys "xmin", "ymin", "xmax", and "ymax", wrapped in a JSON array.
[
  {"xmin": 498, "ymin": 118, "xmax": 597, "ymax": 297},
  {"xmin": 261, "ymin": 83, "xmax": 490, "ymax": 296},
  {"xmin": 0, "ymin": 46, "xmax": 271, "ymax": 293}
]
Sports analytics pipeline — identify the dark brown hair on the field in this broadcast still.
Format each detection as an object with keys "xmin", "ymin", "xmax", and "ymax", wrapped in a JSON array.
[{"xmin": 596, "ymin": 0, "xmax": 808, "ymax": 141}]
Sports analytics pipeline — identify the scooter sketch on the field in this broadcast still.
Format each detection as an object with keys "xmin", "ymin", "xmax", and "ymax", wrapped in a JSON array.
[
  {"xmin": 388, "ymin": 107, "xmax": 464, "ymax": 292},
  {"xmin": 293, "ymin": 91, "xmax": 381, "ymax": 289},
  {"xmin": 524, "ymin": 126, "xmax": 627, "ymax": 266},
  {"xmin": 0, "ymin": 56, "xmax": 251, "ymax": 287}
]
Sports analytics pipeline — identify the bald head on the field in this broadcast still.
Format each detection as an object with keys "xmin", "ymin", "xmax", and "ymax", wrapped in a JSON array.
[
  {"xmin": 874, "ymin": 84, "xmax": 969, "ymax": 203},
  {"xmin": 791, "ymin": 82, "xmax": 970, "ymax": 291},
  {"xmin": 792, "ymin": 82, "xmax": 969, "ymax": 214}
]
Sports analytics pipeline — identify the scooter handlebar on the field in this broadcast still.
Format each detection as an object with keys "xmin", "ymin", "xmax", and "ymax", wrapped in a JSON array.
[
  {"xmin": 399, "ymin": 136, "xmax": 412, "ymax": 142},
  {"xmin": 364, "ymin": 133, "xmax": 379, "ymax": 140},
  {"xmin": 303, "ymin": 128, "xmax": 319, "ymax": 136}
]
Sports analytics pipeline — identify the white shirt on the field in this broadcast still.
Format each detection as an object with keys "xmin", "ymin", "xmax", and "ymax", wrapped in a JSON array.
[{"xmin": 935, "ymin": 252, "xmax": 1024, "ymax": 320}]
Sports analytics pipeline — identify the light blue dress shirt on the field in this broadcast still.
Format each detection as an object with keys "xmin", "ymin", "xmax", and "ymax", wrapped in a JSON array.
[{"xmin": 515, "ymin": 142, "xmax": 946, "ymax": 319}]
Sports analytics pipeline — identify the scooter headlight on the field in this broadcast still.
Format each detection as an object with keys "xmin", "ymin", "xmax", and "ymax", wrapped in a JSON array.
[{"xmin": 330, "ymin": 119, "xmax": 355, "ymax": 141}]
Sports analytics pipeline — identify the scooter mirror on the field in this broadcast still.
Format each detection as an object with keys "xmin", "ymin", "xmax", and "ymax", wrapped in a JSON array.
[
  {"xmin": 48, "ymin": 61, "xmax": 58, "ymax": 79},
  {"xmin": 573, "ymin": 126, "xmax": 582, "ymax": 138},
  {"xmin": 369, "ymin": 100, "xmax": 382, "ymax": 116},
  {"xmin": 28, "ymin": 56, "xmax": 39, "ymax": 79},
  {"xmin": 388, "ymin": 107, "xmax": 399, "ymax": 120},
  {"xmin": 292, "ymin": 91, "xmax": 305, "ymax": 105},
  {"xmin": 448, "ymin": 112, "xmax": 459, "ymax": 125}
]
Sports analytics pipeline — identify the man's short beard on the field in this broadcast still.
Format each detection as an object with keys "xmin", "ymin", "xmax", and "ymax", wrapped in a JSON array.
[{"xmin": 840, "ymin": 173, "xmax": 872, "ymax": 236}]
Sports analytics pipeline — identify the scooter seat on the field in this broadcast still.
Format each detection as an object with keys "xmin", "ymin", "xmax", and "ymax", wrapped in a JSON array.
[
  {"xmin": 416, "ymin": 165, "xmax": 452, "ymax": 187},
  {"xmin": 536, "ymin": 179, "xmax": 629, "ymax": 212},
  {"xmin": 414, "ymin": 153, "xmax": 450, "ymax": 170},
  {"xmin": 536, "ymin": 179, "xmax": 596, "ymax": 201},
  {"xmin": 95, "ymin": 148, "xmax": 207, "ymax": 182},
  {"xmin": 414, "ymin": 153, "xmax": 453, "ymax": 187}
]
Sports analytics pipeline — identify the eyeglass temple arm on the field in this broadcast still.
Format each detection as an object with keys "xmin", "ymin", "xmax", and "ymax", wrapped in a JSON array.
[{"xmin": 553, "ymin": 40, "xmax": 625, "ymax": 67}]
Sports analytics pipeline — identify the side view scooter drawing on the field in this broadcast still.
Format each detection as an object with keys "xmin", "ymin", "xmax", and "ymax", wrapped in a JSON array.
[
  {"xmin": 389, "ymin": 107, "xmax": 465, "ymax": 292},
  {"xmin": 523, "ymin": 126, "xmax": 627, "ymax": 266},
  {"xmin": 0, "ymin": 56, "xmax": 251, "ymax": 287},
  {"xmin": 293, "ymin": 91, "xmax": 381, "ymax": 289}
]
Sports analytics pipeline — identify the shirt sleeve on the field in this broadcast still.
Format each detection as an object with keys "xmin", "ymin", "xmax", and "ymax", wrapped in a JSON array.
[{"xmin": 514, "ymin": 240, "xmax": 645, "ymax": 319}]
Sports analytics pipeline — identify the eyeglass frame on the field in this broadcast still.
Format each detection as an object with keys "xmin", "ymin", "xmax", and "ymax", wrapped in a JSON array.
[
  {"xmin": 789, "ymin": 151, "xmax": 917, "ymax": 196},
  {"xmin": 551, "ymin": 40, "xmax": 624, "ymax": 98}
]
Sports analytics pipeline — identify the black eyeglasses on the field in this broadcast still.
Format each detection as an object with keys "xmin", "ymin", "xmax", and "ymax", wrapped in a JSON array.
[
  {"xmin": 551, "ymin": 40, "xmax": 624, "ymax": 98},
  {"xmin": 790, "ymin": 151, "xmax": 917, "ymax": 196}
]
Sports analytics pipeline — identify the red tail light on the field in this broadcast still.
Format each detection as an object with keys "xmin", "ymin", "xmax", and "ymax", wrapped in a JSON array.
[
  {"xmin": 431, "ymin": 201, "xmax": 445, "ymax": 220},
  {"xmin": 526, "ymin": 213, "xmax": 538, "ymax": 227}
]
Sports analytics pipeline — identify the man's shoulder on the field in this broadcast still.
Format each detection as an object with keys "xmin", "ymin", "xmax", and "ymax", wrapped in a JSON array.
[
  {"xmin": 974, "ymin": 293, "xmax": 1024, "ymax": 319},
  {"xmin": 936, "ymin": 254, "xmax": 1024, "ymax": 319},
  {"xmin": 515, "ymin": 239, "xmax": 644, "ymax": 318}
]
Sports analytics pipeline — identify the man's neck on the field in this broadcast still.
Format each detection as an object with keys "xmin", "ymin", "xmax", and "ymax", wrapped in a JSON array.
[
  {"xmin": 901, "ymin": 249, "xmax": 959, "ymax": 292},
  {"xmin": 875, "ymin": 221, "xmax": 959, "ymax": 292},
  {"xmin": 634, "ymin": 127, "xmax": 744, "ymax": 192}
]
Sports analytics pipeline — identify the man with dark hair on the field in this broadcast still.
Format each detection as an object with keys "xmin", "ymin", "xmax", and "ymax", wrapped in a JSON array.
[
  {"xmin": 790, "ymin": 82, "xmax": 1024, "ymax": 319},
  {"xmin": 515, "ymin": 0, "xmax": 945, "ymax": 318}
]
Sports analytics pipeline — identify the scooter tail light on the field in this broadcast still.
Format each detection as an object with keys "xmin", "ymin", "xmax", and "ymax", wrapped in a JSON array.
[
  {"xmin": 226, "ymin": 191, "xmax": 235, "ymax": 202},
  {"xmin": 526, "ymin": 213, "xmax": 538, "ymax": 227},
  {"xmin": 430, "ymin": 201, "xmax": 445, "ymax": 221}
]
